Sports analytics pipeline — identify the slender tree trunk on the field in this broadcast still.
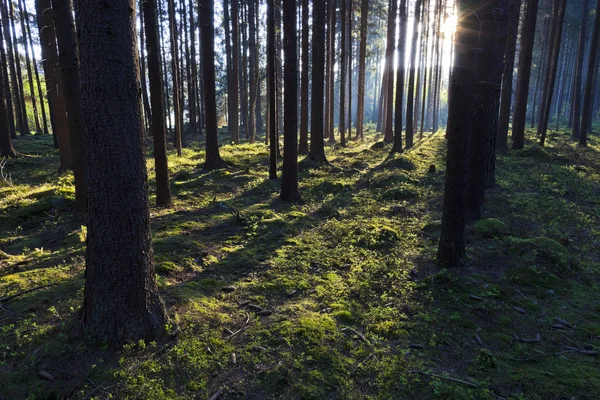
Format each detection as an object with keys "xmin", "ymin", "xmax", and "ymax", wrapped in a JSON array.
[
  {"xmin": 512, "ymin": 0, "xmax": 540, "ymax": 150},
  {"xmin": 8, "ymin": 0, "xmax": 27, "ymax": 135},
  {"xmin": 0, "ymin": 17, "xmax": 14, "ymax": 157},
  {"xmin": 267, "ymin": 0, "xmax": 277, "ymax": 178},
  {"xmin": 339, "ymin": 0, "xmax": 348, "ymax": 146},
  {"xmin": 579, "ymin": 0, "xmax": 600, "ymax": 146},
  {"xmin": 298, "ymin": 0, "xmax": 309, "ymax": 154},
  {"xmin": 572, "ymin": 0, "xmax": 591, "ymax": 139},
  {"xmin": 230, "ymin": 0, "xmax": 240, "ymax": 143},
  {"xmin": 392, "ymin": 0, "xmax": 408, "ymax": 154},
  {"xmin": 0, "ymin": 19, "xmax": 14, "ymax": 140},
  {"xmin": 497, "ymin": 0, "xmax": 522, "ymax": 152},
  {"xmin": 188, "ymin": 0, "xmax": 197, "ymax": 135},
  {"xmin": 159, "ymin": 0, "xmax": 172, "ymax": 134},
  {"xmin": 248, "ymin": 0, "xmax": 257, "ymax": 143},
  {"xmin": 326, "ymin": 0, "xmax": 336, "ymax": 143},
  {"xmin": 143, "ymin": 0, "xmax": 172, "ymax": 206},
  {"xmin": 35, "ymin": 0, "xmax": 71, "ymax": 169},
  {"xmin": 405, "ymin": 0, "xmax": 423, "ymax": 149},
  {"xmin": 356, "ymin": 0, "xmax": 368, "ymax": 141},
  {"xmin": 167, "ymin": 0, "xmax": 182, "ymax": 155},
  {"xmin": 139, "ymin": 6, "xmax": 151, "ymax": 133},
  {"xmin": 308, "ymin": 0, "xmax": 327, "ymax": 163},
  {"xmin": 78, "ymin": 0, "xmax": 168, "ymax": 344},
  {"xmin": 2, "ymin": 0, "xmax": 24, "ymax": 135},
  {"xmin": 383, "ymin": 0, "xmax": 397, "ymax": 143},
  {"xmin": 241, "ymin": 3, "xmax": 249, "ymax": 138},
  {"xmin": 52, "ymin": 0, "xmax": 88, "ymax": 213},
  {"xmin": 280, "ymin": 0, "xmax": 300, "ymax": 202},
  {"xmin": 275, "ymin": 0, "xmax": 283, "ymax": 148}
]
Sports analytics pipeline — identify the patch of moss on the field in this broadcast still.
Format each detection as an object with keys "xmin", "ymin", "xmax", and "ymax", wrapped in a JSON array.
[{"xmin": 471, "ymin": 218, "xmax": 510, "ymax": 238}]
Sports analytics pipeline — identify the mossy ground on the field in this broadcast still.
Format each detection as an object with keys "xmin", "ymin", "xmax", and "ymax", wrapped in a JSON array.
[{"xmin": 1, "ymin": 127, "xmax": 600, "ymax": 399}]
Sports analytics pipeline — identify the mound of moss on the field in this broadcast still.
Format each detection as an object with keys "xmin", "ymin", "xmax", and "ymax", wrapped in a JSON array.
[{"xmin": 471, "ymin": 218, "xmax": 510, "ymax": 238}]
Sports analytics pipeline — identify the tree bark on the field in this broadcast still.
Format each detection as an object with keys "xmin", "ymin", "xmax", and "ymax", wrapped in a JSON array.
[
  {"xmin": 78, "ymin": 0, "xmax": 167, "ymax": 344},
  {"xmin": 248, "ymin": 0, "xmax": 258, "ymax": 143},
  {"xmin": 579, "ymin": 0, "xmax": 600, "ymax": 146},
  {"xmin": 267, "ymin": 0, "xmax": 277, "ymax": 178},
  {"xmin": 230, "ymin": 0, "xmax": 240, "ymax": 143},
  {"xmin": 572, "ymin": 0, "xmax": 591, "ymax": 139},
  {"xmin": 392, "ymin": 0, "xmax": 407, "ymax": 154},
  {"xmin": 0, "ymin": 16, "xmax": 14, "ymax": 157},
  {"xmin": 2, "ymin": 0, "xmax": 25, "ymax": 135},
  {"xmin": 167, "ymin": 0, "xmax": 182, "ymax": 155},
  {"xmin": 298, "ymin": 0, "xmax": 309, "ymax": 154},
  {"xmin": 355, "ymin": 0, "xmax": 368, "ymax": 141},
  {"xmin": 405, "ymin": 0, "xmax": 423, "ymax": 149},
  {"xmin": 308, "ymin": 0, "xmax": 327, "ymax": 163},
  {"xmin": 326, "ymin": 0, "xmax": 336, "ymax": 143},
  {"xmin": 383, "ymin": 0, "xmax": 397, "ymax": 143}
]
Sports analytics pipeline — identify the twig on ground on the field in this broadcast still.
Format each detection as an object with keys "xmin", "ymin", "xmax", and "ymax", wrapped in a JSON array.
[
  {"xmin": 410, "ymin": 370, "xmax": 479, "ymax": 388},
  {"xmin": 0, "ymin": 283, "xmax": 57, "ymax": 303}
]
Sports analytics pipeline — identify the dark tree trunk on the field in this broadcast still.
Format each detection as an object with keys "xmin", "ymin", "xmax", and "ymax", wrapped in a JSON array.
[
  {"xmin": 248, "ymin": 0, "xmax": 257, "ymax": 143},
  {"xmin": 579, "ymin": 0, "xmax": 600, "ymax": 146},
  {"xmin": 391, "ymin": 0, "xmax": 407, "ymax": 154},
  {"xmin": 339, "ymin": 0, "xmax": 349, "ymax": 146},
  {"xmin": 78, "ymin": 0, "xmax": 167, "ymax": 344},
  {"xmin": 240, "ymin": 2, "xmax": 249, "ymax": 139},
  {"xmin": 230, "ymin": 0, "xmax": 240, "ymax": 143},
  {"xmin": 143, "ymin": 0, "xmax": 172, "ymax": 206},
  {"xmin": 326, "ymin": 0, "xmax": 336, "ymax": 143},
  {"xmin": 355, "ymin": 0, "xmax": 368, "ymax": 141},
  {"xmin": 0, "ymin": 17, "xmax": 14, "ymax": 157},
  {"xmin": 35, "ymin": 0, "xmax": 71, "ymax": 170},
  {"xmin": 512, "ymin": 0, "xmax": 540, "ymax": 150},
  {"xmin": 267, "ymin": 0, "xmax": 277, "ymax": 178},
  {"xmin": 200, "ymin": 0, "xmax": 226, "ymax": 169},
  {"xmin": 8, "ymin": 0, "xmax": 27, "ymax": 135},
  {"xmin": 438, "ymin": 0, "xmax": 479, "ymax": 266},
  {"xmin": 0, "ymin": 18, "xmax": 14, "ymax": 140},
  {"xmin": 298, "ymin": 0, "xmax": 309, "ymax": 154},
  {"xmin": 52, "ymin": 0, "xmax": 87, "ymax": 213},
  {"xmin": 139, "ymin": 7, "xmax": 151, "ymax": 133},
  {"xmin": 497, "ymin": 0, "xmax": 522, "ymax": 152},
  {"xmin": 167, "ymin": 0, "xmax": 182, "ymax": 155},
  {"xmin": 382, "ymin": 0, "xmax": 396, "ymax": 143},
  {"xmin": 538, "ymin": 0, "xmax": 567, "ymax": 146},
  {"xmin": 308, "ymin": 0, "xmax": 327, "ymax": 163},
  {"xmin": 466, "ymin": 0, "xmax": 509, "ymax": 222},
  {"xmin": 405, "ymin": 0, "xmax": 422, "ymax": 149},
  {"xmin": 280, "ymin": 0, "xmax": 300, "ymax": 202},
  {"xmin": 187, "ymin": 0, "xmax": 197, "ymax": 135},
  {"xmin": 2, "ymin": 0, "xmax": 24, "ymax": 135},
  {"xmin": 572, "ymin": 0, "xmax": 591, "ymax": 139}
]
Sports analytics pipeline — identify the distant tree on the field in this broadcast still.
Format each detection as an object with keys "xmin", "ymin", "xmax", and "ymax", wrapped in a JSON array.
[
  {"xmin": 267, "ymin": 0, "xmax": 277, "ymax": 178},
  {"xmin": 405, "ymin": 0, "xmax": 423, "ymax": 149},
  {"xmin": 497, "ymin": 0, "xmax": 522, "ymax": 152},
  {"xmin": 382, "ymin": 0, "xmax": 397, "ymax": 143},
  {"xmin": 17, "ymin": 0, "xmax": 40, "ymax": 133},
  {"xmin": 2, "ymin": 0, "xmax": 25, "ymax": 136},
  {"xmin": 143, "ymin": 0, "xmax": 172, "ymax": 206},
  {"xmin": 308, "ymin": 0, "xmax": 328, "ymax": 163},
  {"xmin": 579, "ymin": 0, "xmax": 600, "ymax": 146},
  {"xmin": 438, "ymin": 0, "xmax": 479, "ymax": 266},
  {"xmin": 512, "ymin": 0, "xmax": 540, "ymax": 150},
  {"xmin": 51, "ymin": 0, "xmax": 87, "ymax": 213},
  {"xmin": 0, "ymin": 19, "xmax": 14, "ymax": 157},
  {"xmin": 77, "ymin": 0, "xmax": 167, "ymax": 343},
  {"xmin": 339, "ymin": 0, "xmax": 349, "ymax": 146},
  {"xmin": 229, "ymin": 0, "xmax": 240, "ymax": 144},
  {"xmin": 248, "ymin": 0, "xmax": 258, "ymax": 143},
  {"xmin": 167, "ymin": 0, "xmax": 182, "ymax": 155},
  {"xmin": 139, "ymin": 8, "xmax": 151, "ymax": 132},
  {"xmin": 0, "ymin": 8, "xmax": 14, "ymax": 140},
  {"xmin": 35, "ymin": 0, "xmax": 71, "ymax": 170},
  {"xmin": 326, "ymin": 0, "xmax": 336, "ymax": 143},
  {"xmin": 200, "ymin": 0, "xmax": 226, "ymax": 169},
  {"xmin": 356, "ymin": 0, "xmax": 368, "ymax": 141},
  {"xmin": 298, "ymin": 0, "xmax": 309, "ymax": 154},
  {"xmin": 187, "ymin": 0, "xmax": 198, "ymax": 136},
  {"xmin": 572, "ymin": 0, "xmax": 592, "ymax": 140},
  {"xmin": 280, "ymin": 0, "xmax": 301, "ymax": 202},
  {"xmin": 392, "ymin": 0, "xmax": 408, "ymax": 154}
]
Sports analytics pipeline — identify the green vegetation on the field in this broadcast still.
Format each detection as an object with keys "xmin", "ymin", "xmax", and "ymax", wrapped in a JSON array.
[{"xmin": 1, "ymin": 128, "xmax": 600, "ymax": 399}]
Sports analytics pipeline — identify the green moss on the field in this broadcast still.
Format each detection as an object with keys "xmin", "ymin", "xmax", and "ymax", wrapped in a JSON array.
[
  {"xmin": 526, "ymin": 236, "xmax": 569, "ymax": 265},
  {"xmin": 471, "ymin": 218, "xmax": 510, "ymax": 238}
]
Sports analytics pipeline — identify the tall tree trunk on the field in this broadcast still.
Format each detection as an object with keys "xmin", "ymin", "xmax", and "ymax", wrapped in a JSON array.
[
  {"xmin": 143, "ymin": 0, "xmax": 172, "ymax": 206},
  {"xmin": 188, "ymin": 0, "xmax": 198, "ymax": 135},
  {"xmin": 383, "ymin": 0, "xmax": 397, "ymax": 143},
  {"xmin": 8, "ymin": 0, "xmax": 27, "ymax": 135},
  {"xmin": 240, "ymin": 3, "xmax": 249, "ymax": 138},
  {"xmin": 438, "ymin": 0, "xmax": 479, "ymax": 266},
  {"xmin": 339, "ymin": 0, "xmax": 348, "ymax": 146},
  {"xmin": 159, "ymin": 0, "xmax": 172, "ymax": 134},
  {"xmin": 579, "ymin": 0, "xmax": 600, "ymax": 146},
  {"xmin": 392, "ymin": 0, "xmax": 408, "ymax": 154},
  {"xmin": 280, "ymin": 0, "xmax": 300, "ymax": 202},
  {"xmin": 267, "ymin": 0, "xmax": 277, "ymax": 178},
  {"xmin": 78, "ymin": 0, "xmax": 168, "ymax": 344},
  {"xmin": 466, "ymin": 0, "xmax": 509, "ymax": 221},
  {"xmin": 2, "ymin": 0, "xmax": 24, "ymax": 135},
  {"xmin": 497, "ymin": 0, "xmax": 522, "ymax": 152},
  {"xmin": 512, "ymin": 0, "xmax": 540, "ymax": 150},
  {"xmin": 355, "ymin": 0, "xmax": 368, "ymax": 141},
  {"xmin": 52, "ymin": 0, "xmax": 87, "ymax": 213},
  {"xmin": 572, "ymin": 0, "xmax": 591, "ymax": 139},
  {"xmin": 34, "ymin": 0, "xmax": 71, "ymax": 169},
  {"xmin": 0, "ymin": 17, "xmax": 14, "ymax": 157},
  {"xmin": 230, "ymin": 0, "xmax": 240, "ymax": 143},
  {"xmin": 248, "ymin": 0, "xmax": 257, "ymax": 143},
  {"xmin": 298, "ymin": 0, "xmax": 309, "ymax": 154},
  {"xmin": 0, "ymin": 18, "xmax": 14, "ymax": 140},
  {"xmin": 405, "ymin": 0, "xmax": 423, "ymax": 149},
  {"xmin": 139, "ymin": 5, "xmax": 151, "ymax": 133},
  {"xmin": 326, "ymin": 0, "xmax": 336, "ymax": 143},
  {"xmin": 538, "ymin": 0, "xmax": 567, "ymax": 146},
  {"xmin": 167, "ymin": 0, "xmax": 182, "ymax": 155},
  {"xmin": 308, "ymin": 0, "xmax": 327, "ymax": 163}
]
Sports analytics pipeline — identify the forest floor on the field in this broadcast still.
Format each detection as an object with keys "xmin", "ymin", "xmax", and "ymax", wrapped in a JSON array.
[{"xmin": 1, "ymin": 127, "xmax": 600, "ymax": 400}]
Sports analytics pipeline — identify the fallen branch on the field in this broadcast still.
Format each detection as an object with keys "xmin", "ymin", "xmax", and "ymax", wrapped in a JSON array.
[
  {"xmin": 0, "ymin": 283, "xmax": 57, "ymax": 303},
  {"xmin": 543, "ymin": 137, "xmax": 572, "ymax": 174},
  {"xmin": 228, "ymin": 313, "xmax": 251, "ymax": 339},
  {"xmin": 410, "ymin": 370, "xmax": 478, "ymax": 388},
  {"xmin": 208, "ymin": 389, "xmax": 224, "ymax": 400}
]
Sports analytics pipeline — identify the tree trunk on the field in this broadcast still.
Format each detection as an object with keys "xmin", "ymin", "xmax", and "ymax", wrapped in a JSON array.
[
  {"xmin": 579, "ymin": 0, "xmax": 600, "ymax": 146},
  {"xmin": 355, "ymin": 0, "xmax": 368, "ymax": 141},
  {"xmin": 405, "ymin": 0, "xmax": 422, "ymax": 149},
  {"xmin": 572, "ymin": 0, "xmax": 591, "ymax": 139},
  {"xmin": 35, "ymin": 0, "xmax": 71, "ymax": 169},
  {"xmin": 0, "ymin": 17, "xmax": 14, "ymax": 140},
  {"xmin": 167, "ymin": 0, "xmax": 182, "ymax": 155},
  {"xmin": 267, "ymin": 0, "xmax": 277, "ymax": 178},
  {"xmin": 143, "ymin": 0, "xmax": 172, "ymax": 206},
  {"xmin": 339, "ymin": 0, "xmax": 348, "ymax": 146},
  {"xmin": 248, "ymin": 0, "xmax": 257, "ymax": 143},
  {"xmin": 383, "ymin": 0, "xmax": 396, "ymax": 143},
  {"xmin": 230, "ymin": 0, "xmax": 240, "ymax": 143},
  {"xmin": 78, "ymin": 0, "xmax": 167, "ymax": 344},
  {"xmin": 511, "ymin": 0, "xmax": 540, "ymax": 150},
  {"xmin": 0, "ymin": 17, "xmax": 14, "ymax": 157},
  {"xmin": 52, "ymin": 0, "xmax": 87, "ymax": 213},
  {"xmin": 187, "ymin": 0, "xmax": 197, "ymax": 135},
  {"xmin": 308, "ymin": 0, "xmax": 327, "ymax": 163},
  {"xmin": 392, "ymin": 0, "xmax": 407, "ymax": 154},
  {"xmin": 139, "ymin": 7, "xmax": 151, "ymax": 133},
  {"xmin": 8, "ymin": 0, "xmax": 27, "ymax": 135},
  {"xmin": 298, "ymin": 0, "xmax": 309, "ymax": 154},
  {"xmin": 497, "ymin": 0, "xmax": 522, "ymax": 152},
  {"xmin": 326, "ymin": 0, "xmax": 336, "ymax": 143},
  {"xmin": 2, "ymin": 0, "xmax": 24, "ymax": 135},
  {"xmin": 280, "ymin": 0, "xmax": 300, "ymax": 202}
]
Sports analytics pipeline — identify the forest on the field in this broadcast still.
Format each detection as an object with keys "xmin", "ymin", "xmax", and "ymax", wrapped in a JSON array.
[{"xmin": 1, "ymin": 0, "xmax": 600, "ymax": 398}]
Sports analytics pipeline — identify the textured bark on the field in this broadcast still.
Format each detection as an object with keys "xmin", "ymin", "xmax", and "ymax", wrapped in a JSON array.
[
  {"xmin": 497, "ymin": 0, "xmax": 522, "ymax": 152},
  {"xmin": 308, "ymin": 0, "xmax": 327, "ymax": 163},
  {"xmin": 383, "ymin": 0, "xmax": 396, "ymax": 143},
  {"xmin": 339, "ymin": 0, "xmax": 349, "ymax": 146},
  {"xmin": 267, "ymin": 0, "xmax": 277, "ymax": 178},
  {"xmin": 167, "ymin": 0, "xmax": 182, "ymax": 155},
  {"xmin": 187, "ymin": 0, "xmax": 197, "ymax": 135},
  {"xmin": 280, "ymin": 0, "xmax": 300, "ymax": 202},
  {"xmin": 512, "ymin": 0, "xmax": 540, "ymax": 150},
  {"xmin": 438, "ymin": 0, "xmax": 479, "ymax": 267},
  {"xmin": 18, "ymin": 0, "xmax": 40, "ymax": 133},
  {"xmin": 51, "ymin": 0, "xmax": 87, "ymax": 213},
  {"xmin": 2, "ymin": 0, "xmax": 24, "ymax": 135},
  {"xmin": 143, "ymin": 0, "xmax": 172, "ymax": 206},
  {"xmin": 298, "ymin": 0, "xmax": 309, "ymax": 154},
  {"xmin": 538, "ymin": 0, "xmax": 566, "ymax": 146},
  {"xmin": 248, "ymin": 0, "xmax": 257, "ymax": 143},
  {"xmin": 466, "ymin": 0, "xmax": 509, "ymax": 222},
  {"xmin": 8, "ymin": 0, "xmax": 27, "ymax": 135},
  {"xmin": 78, "ymin": 0, "xmax": 167, "ymax": 344},
  {"xmin": 326, "ymin": 0, "xmax": 335, "ymax": 143},
  {"xmin": 572, "ymin": 0, "xmax": 591, "ymax": 139},
  {"xmin": 0, "ymin": 18, "xmax": 14, "ymax": 157},
  {"xmin": 35, "ymin": 0, "xmax": 71, "ymax": 170},
  {"xmin": 139, "ymin": 8, "xmax": 151, "ymax": 133},
  {"xmin": 200, "ymin": 0, "xmax": 226, "ymax": 169},
  {"xmin": 405, "ymin": 0, "xmax": 423, "ymax": 149},
  {"xmin": 579, "ymin": 0, "xmax": 600, "ymax": 146},
  {"xmin": 391, "ymin": 0, "xmax": 407, "ymax": 154},
  {"xmin": 355, "ymin": 0, "xmax": 368, "ymax": 141},
  {"xmin": 230, "ymin": 0, "xmax": 240, "ymax": 143}
]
